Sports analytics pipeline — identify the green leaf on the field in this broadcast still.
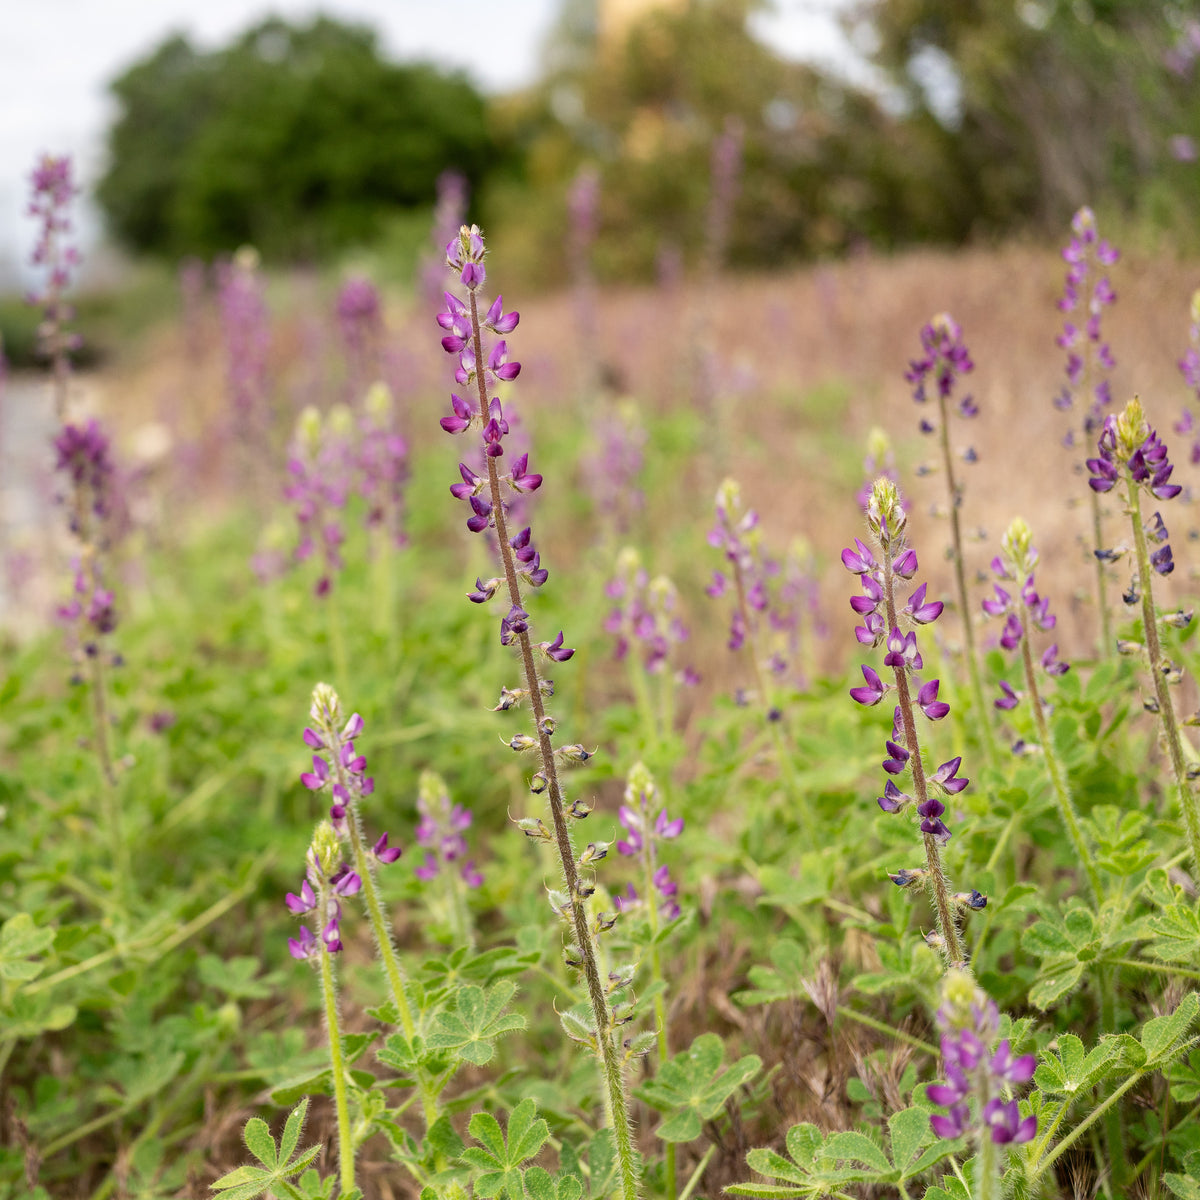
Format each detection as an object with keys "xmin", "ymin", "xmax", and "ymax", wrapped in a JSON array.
[
  {"xmin": 427, "ymin": 981, "xmax": 525, "ymax": 1065},
  {"xmin": 1033, "ymin": 1033, "xmax": 1128, "ymax": 1097},
  {"xmin": 243, "ymin": 1117, "xmax": 278, "ymax": 1168},
  {"xmin": 634, "ymin": 1032, "xmax": 761, "ymax": 1142},
  {"xmin": 212, "ymin": 1100, "xmax": 321, "ymax": 1200},
  {"xmin": 823, "ymin": 1130, "xmax": 890, "ymax": 1173},
  {"xmin": 427, "ymin": 1114, "xmax": 465, "ymax": 1160},
  {"xmin": 506, "ymin": 1097, "xmax": 551, "ymax": 1163},
  {"xmin": 0, "ymin": 913, "xmax": 54, "ymax": 982},
  {"xmin": 1140, "ymin": 992, "xmax": 1200, "ymax": 1067},
  {"xmin": 1164, "ymin": 1151, "xmax": 1200, "ymax": 1198},
  {"xmin": 1028, "ymin": 960, "xmax": 1084, "ymax": 1009},
  {"xmin": 887, "ymin": 1106, "xmax": 931, "ymax": 1176},
  {"xmin": 1147, "ymin": 907, "xmax": 1200, "ymax": 965}
]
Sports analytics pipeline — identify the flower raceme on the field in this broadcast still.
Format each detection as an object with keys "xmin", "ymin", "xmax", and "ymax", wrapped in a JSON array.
[{"xmin": 844, "ymin": 478, "xmax": 984, "ymax": 968}]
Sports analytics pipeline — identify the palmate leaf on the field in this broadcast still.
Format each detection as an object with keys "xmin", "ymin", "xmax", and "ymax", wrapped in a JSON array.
[
  {"xmin": 1146, "ymin": 905, "xmax": 1200, "ymax": 965},
  {"xmin": 0, "ymin": 912, "xmax": 55, "ymax": 982},
  {"xmin": 462, "ymin": 1099, "xmax": 550, "ymax": 1200},
  {"xmin": 210, "ymin": 1098, "xmax": 322, "ymax": 1200},
  {"xmin": 427, "ymin": 981, "xmax": 525, "ymax": 1066},
  {"xmin": 733, "ymin": 939, "xmax": 807, "ymax": 1007},
  {"xmin": 1032, "ymin": 1033, "xmax": 1133, "ymax": 1098},
  {"xmin": 1164, "ymin": 1150, "xmax": 1200, "ymax": 1199},
  {"xmin": 634, "ymin": 1032, "xmax": 762, "ymax": 1142},
  {"xmin": 1139, "ymin": 991, "xmax": 1200, "ymax": 1067}
]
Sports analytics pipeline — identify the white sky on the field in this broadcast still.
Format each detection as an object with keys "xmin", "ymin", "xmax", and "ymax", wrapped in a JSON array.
[{"xmin": 0, "ymin": 0, "xmax": 854, "ymax": 283}]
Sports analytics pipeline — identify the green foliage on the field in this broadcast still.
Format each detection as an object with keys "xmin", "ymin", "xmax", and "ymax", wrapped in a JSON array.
[
  {"xmin": 460, "ymin": 1099, "xmax": 551, "ymax": 1199},
  {"xmin": 96, "ymin": 17, "xmax": 501, "ymax": 260},
  {"xmin": 634, "ymin": 1032, "xmax": 761, "ymax": 1142},
  {"xmin": 210, "ymin": 1098, "xmax": 323, "ymax": 1200}
]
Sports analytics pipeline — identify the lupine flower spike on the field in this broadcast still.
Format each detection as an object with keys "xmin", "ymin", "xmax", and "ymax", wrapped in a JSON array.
[
  {"xmin": 844, "ymin": 478, "xmax": 985, "ymax": 968},
  {"xmin": 285, "ymin": 821, "xmax": 356, "ymax": 1194},
  {"xmin": 414, "ymin": 770, "xmax": 482, "ymax": 948},
  {"xmin": 300, "ymin": 684, "xmax": 424, "ymax": 1093},
  {"xmin": 906, "ymin": 313, "xmax": 995, "ymax": 764},
  {"xmin": 1092, "ymin": 398, "xmax": 1200, "ymax": 874},
  {"xmin": 1056, "ymin": 207, "xmax": 1121, "ymax": 655},
  {"xmin": 435, "ymin": 224, "xmax": 640, "ymax": 1200},
  {"xmin": 927, "ymin": 971, "xmax": 1036, "ymax": 1200},
  {"xmin": 984, "ymin": 519, "xmax": 1100, "ymax": 902},
  {"xmin": 1175, "ymin": 288, "xmax": 1200, "ymax": 465},
  {"xmin": 28, "ymin": 154, "xmax": 80, "ymax": 421}
]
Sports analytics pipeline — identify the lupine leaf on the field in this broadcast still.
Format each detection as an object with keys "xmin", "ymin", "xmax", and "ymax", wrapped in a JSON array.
[
  {"xmin": 426, "ymin": 1115, "xmax": 465, "ymax": 1160},
  {"xmin": 822, "ymin": 1130, "xmax": 890, "ymax": 1173},
  {"xmin": 1164, "ymin": 1151, "xmax": 1200, "ymax": 1198},
  {"xmin": 428, "ymin": 981, "xmax": 525, "ymax": 1065},
  {"xmin": 1147, "ymin": 906, "xmax": 1200, "ymax": 964},
  {"xmin": 243, "ymin": 1117, "xmax": 277, "ymax": 1168},
  {"xmin": 733, "ymin": 940, "xmax": 807, "ymax": 1006},
  {"xmin": 887, "ymin": 1106, "xmax": 932, "ymax": 1176},
  {"xmin": 1028, "ymin": 960, "xmax": 1084, "ymax": 1009},
  {"xmin": 0, "ymin": 913, "xmax": 54, "ymax": 982},
  {"xmin": 634, "ymin": 1032, "xmax": 761, "ymax": 1143},
  {"xmin": 1033, "ymin": 1033, "xmax": 1127, "ymax": 1096},
  {"xmin": 1140, "ymin": 992, "xmax": 1200, "ymax": 1066},
  {"xmin": 211, "ymin": 1100, "xmax": 321, "ymax": 1200}
]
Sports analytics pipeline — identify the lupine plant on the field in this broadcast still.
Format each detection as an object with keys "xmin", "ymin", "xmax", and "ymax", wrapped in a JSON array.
[
  {"xmin": 844, "ymin": 477, "xmax": 982, "ymax": 968},
  {"xmin": 1175, "ymin": 287, "xmax": 1200, "ymax": 463},
  {"xmin": 435, "ymin": 223, "xmax": 640, "ymax": 1200},
  {"xmin": 216, "ymin": 247, "xmax": 271, "ymax": 464},
  {"xmin": 413, "ymin": 769, "xmax": 482, "ymax": 948},
  {"xmin": 1054, "ymin": 206, "xmax": 1121, "ymax": 653},
  {"xmin": 1089, "ymin": 397, "xmax": 1200, "ymax": 873},
  {"xmin": 905, "ymin": 313, "xmax": 995, "ymax": 763}
]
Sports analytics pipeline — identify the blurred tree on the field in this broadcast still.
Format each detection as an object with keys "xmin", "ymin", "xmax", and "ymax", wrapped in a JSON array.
[
  {"xmin": 97, "ymin": 18, "xmax": 501, "ymax": 260},
  {"xmin": 850, "ymin": 0, "xmax": 1197, "ymax": 231}
]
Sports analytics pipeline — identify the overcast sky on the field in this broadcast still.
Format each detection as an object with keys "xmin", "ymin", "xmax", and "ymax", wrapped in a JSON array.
[{"xmin": 0, "ymin": 0, "xmax": 854, "ymax": 282}]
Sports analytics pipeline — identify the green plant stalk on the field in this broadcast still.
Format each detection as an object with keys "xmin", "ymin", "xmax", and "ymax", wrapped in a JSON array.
[
  {"xmin": 835, "ymin": 1006, "xmax": 938, "ymax": 1055},
  {"xmin": 467, "ymin": 288, "xmax": 639, "ymax": 1200},
  {"xmin": 319, "ymin": 939, "xmax": 356, "ymax": 1196},
  {"xmin": 642, "ymin": 829, "xmax": 674, "ymax": 1200},
  {"xmin": 729, "ymin": 555, "xmax": 801, "ymax": 809},
  {"xmin": 1030, "ymin": 1068, "xmax": 1145, "ymax": 1182},
  {"xmin": 1018, "ymin": 634, "xmax": 1102, "ymax": 902},
  {"xmin": 881, "ymin": 553, "xmax": 965, "ymax": 967},
  {"xmin": 936, "ymin": 391, "xmax": 997, "ymax": 767},
  {"xmin": 1126, "ymin": 478, "xmax": 1200, "ymax": 875},
  {"xmin": 973, "ymin": 1113, "xmax": 998, "ymax": 1200},
  {"xmin": 1090, "ymin": 489, "xmax": 1113, "ymax": 656},
  {"xmin": 677, "ymin": 1144, "xmax": 716, "ymax": 1200}
]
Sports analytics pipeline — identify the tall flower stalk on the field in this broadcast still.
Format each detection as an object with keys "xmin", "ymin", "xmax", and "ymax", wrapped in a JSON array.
[
  {"xmin": 435, "ymin": 224, "xmax": 639, "ymax": 1200},
  {"xmin": 298, "ymin": 684, "xmax": 434, "ymax": 1126},
  {"xmin": 1088, "ymin": 397, "xmax": 1200, "ymax": 873},
  {"xmin": 285, "ymin": 820, "xmax": 361, "ymax": 1193},
  {"xmin": 844, "ymin": 478, "xmax": 982, "ymax": 968},
  {"xmin": 983, "ymin": 519, "xmax": 1099, "ymax": 901},
  {"xmin": 414, "ymin": 770, "xmax": 482, "ymax": 949},
  {"xmin": 906, "ymin": 313, "xmax": 994, "ymax": 764},
  {"xmin": 1055, "ymin": 207, "xmax": 1120, "ymax": 654}
]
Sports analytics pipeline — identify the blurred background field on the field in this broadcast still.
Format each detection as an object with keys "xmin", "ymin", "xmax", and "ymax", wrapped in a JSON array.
[{"xmin": 6, "ymin": 2, "xmax": 1200, "ymax": 1199}]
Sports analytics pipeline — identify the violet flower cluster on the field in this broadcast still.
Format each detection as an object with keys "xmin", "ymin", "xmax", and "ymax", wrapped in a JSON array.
[
  {"xmin": 982, "ymin": 518, "xmax": 1068, "ymax": 714},
  {"xmin": 707, "ymin": 479, "xmax": 807, "ymax": 695},
  {"xmin": 605, "ymin": 548, "xmax": 694, "ymax": 682},
  {"xmin": 583, "ymin": 399, "xmax": 646, "ymax": 533},
  {"xmin": 613, "ymin": 763, "xmax": 684, "ymax": 922},
  {"xmin": 704, "ymin": 117, "xmax": 744, "ymax": 275},
  {"xmin": 216, "ymin": 248, "xmax": 271, "ymax": 445},
  {"xmin": 845, "ymin": 479, "xmax": 983, "ymax": 965},
  {"xmin": 1175, "ymin": 289, "xmax": 1200, "ymax": 466},
  {"xmin": 336, "ymin": 275, "xmax": 383, "ymax": 398},
  {"xmin": 1088, "ymin": 403, "xmax": 1182, "ymax": 580},
  {"xmin": 1054, "ymin": 207, "xmax": 1119, "ymax": 442},
  {"xmin": 286, "ymin": 820, "xmax": 363, "ymax": 960},
  {"xmin": 53, "ymin": 420, "xmax": 120, "ymax": 656},
  {"xmin": 420, "ymin": 169, "xmax": 469, "ymax": 307},
  {"xmin": 414, "ymin": 770, "xmax": 482, "ymax": 889},
  {"xmin": 358, "ymin": 382, "xmax": 409, "ymax": 549},
  {"xmin": 284, "ymin": 407, "xmax": 354, "ymax": 595},
  {"xmin": 928, "ymin": 972, "xmax": 1036, "ymax": 1148},
  {"xmin": 28, "ymin": 154, "xmax": 82, "ymax": 401},
  {"xmin": 905, "ymin": 312, "xmax": 979, "ymax": 464}
]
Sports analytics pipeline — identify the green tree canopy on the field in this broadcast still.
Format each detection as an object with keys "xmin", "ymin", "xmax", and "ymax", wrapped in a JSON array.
[{"xmin": 96, "ymin": 17, "xmax": 501, "ymax": 260}]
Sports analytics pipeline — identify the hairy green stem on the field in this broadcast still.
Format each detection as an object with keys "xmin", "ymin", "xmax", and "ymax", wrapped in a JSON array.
[
  {"xmin": 641, "ymin": 815, "xmax": 675, "ymax": 1200},
  {"xmin": 468, "ymin": 288, "xmax": 639, "ymax": 1200},
  {"xmin": 881, "ymin": 551, "xmax": 964, "ymax": 967},
  {"xmin": 1031, "ymin": 1070, "xmax": 1145, "ymax": 1182},
  {"xmin": 1019, "ymin": 633, "xmax": 1101, "ymax": 903},
  {"xmin": 319, "ymin": 941, "xmax": 356, "ymax": 1195},
  {"xmin": 677, "ymin": 1144, "xmax": 716, "ymax": 1200},
  {"xmin": 1127, "ymin": 478, "xmax": 1200, "ymax": 875},
  {"xmin": 936, "ymin": 389, "xmax": 997, "ymax": 766}
]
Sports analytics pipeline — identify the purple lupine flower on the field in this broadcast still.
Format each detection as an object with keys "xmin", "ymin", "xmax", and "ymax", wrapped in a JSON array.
[
  {"xmin": 927, "ymin": 972, "xmax": 1036, "ymax": 1149},
  {"xmin": 420, "ymin": 170, "xmax": 469, "ymax": 307},
  {"xmin": 982, "ymin": 519, "xmax": 1070, "ymax": 710},
  {"xmin": 284, "ymin": 406, "xmax": 354, "ymax": 595},
  {"xmin": 582, "ymin": 399, "xmax": 647, "ymax": 533},
  {"xmin": 905, "ymin": 313, "xmax": 978, "ymax": 458},
  {"xmin": 27, "ymin": 153, "xmax": 82, "ymax": 416},
  {"xmin": 604, "ymin": 548, "xmax": 693, "ymax": 681},
  {"xmin": 288, "ymin": 819, "xmax": 357, "ymax": 960},
  {"xmin": 414, "ymin": 770, "xmax": 482, "ymax": 890},
  {"xmin": 358, "ymin": 382, "xmax": 409, "ymax": 549},
  {"xmin": 215, "ymin": 247, "xmax": 270, "ymax": 448},
  {"xmin": 336, "ymin": 274, "xmax": 383, "ymax": 397},
  {"xmin": 1055, "ymin": 207, "xmax": 1119, "ymax": 438},
  {"xmin": 614, "ymin": 764, "xmax": 684, "ymax": 922}
]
